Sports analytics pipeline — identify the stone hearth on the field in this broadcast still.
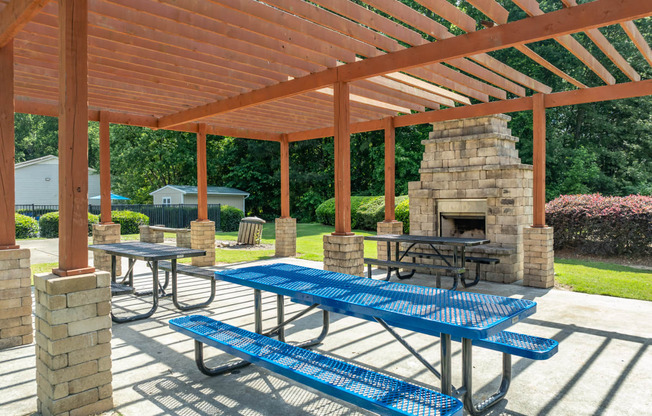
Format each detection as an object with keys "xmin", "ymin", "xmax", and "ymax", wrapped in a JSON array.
[{"xmin": 408, "ymin": 114, "xmax": 533, "ymax": 283}]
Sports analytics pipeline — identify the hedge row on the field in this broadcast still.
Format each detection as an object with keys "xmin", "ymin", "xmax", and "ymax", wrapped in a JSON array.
[
  {"xmin": 15, "ymin": 213, "xmax": 39, "ymax": 239},
  {"xmin": 221, "ymin": 205, "xmax": 244, "ymax": 232},
  {"xmin": 111, "ymin": 211, "xmax": 149, "ymax": 234},
  {"xmin": 315, "ymin": 195, "xmax": 409, "ymax": 231},
  {"xmin": 546, "ymin": 194, "xmax": 651, "ymax": 256},
  {"xmin": 35, "ymin": 210, "xmax": 149, "ymax": 238}
]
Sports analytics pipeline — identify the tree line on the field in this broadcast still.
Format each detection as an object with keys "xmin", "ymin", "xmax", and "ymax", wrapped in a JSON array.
[{"xmin": 13, "ymin": 0, "xmax": 651, "ymax": 221}]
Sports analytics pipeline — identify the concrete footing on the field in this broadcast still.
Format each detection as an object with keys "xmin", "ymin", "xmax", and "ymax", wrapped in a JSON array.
[
  {"xmin": 275, "ymin": 218, "xmax": 296, "ymax": 257},
  {"xmin": 34, "ymin": 271, "xmax": 113, "ymax": 416},
  {"xmin": 191, "ymin": 221, "xmax": 215, "ymax": 266},
  {"xmin": 92, "ymin": 223, "xmax": 121, "ymax": 276},
  {"xmin": 323, "ymin": 234, "xmax": 364, "ymax": 277},
  {"xmin": 0, "ymin": 248, "xmax": 32, "ymax": 350},
  {"xmin": 523, "ymin": 226, "xmax": 555, "ymax": 288}
]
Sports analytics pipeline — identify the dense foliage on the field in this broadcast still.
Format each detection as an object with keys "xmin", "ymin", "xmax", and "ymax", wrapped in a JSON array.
[
  {"xmin": 15, "ymin": 213, "xmax": 39, "ymax": 239},
  {"xmin": 110, "ymin": 211, "xmax": 149, "ymax": 235},
  {"xmin": 316, "ymin": 195, "xmax": 409, "ymax": 231},
  {"xmin": 39, "ymin": 212, "xmax": 99, "ymax": 238},
  {"xmin": 220, "ymin": 205, "xmax": 244, "ymax": 232},
  {"xmin": 546, "ymin": 194, "xmax": 652, "ymax": 256}
]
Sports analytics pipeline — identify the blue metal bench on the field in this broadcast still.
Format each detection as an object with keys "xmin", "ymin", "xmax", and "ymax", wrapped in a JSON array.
[{"xmin": 170, "ymin": 315, "xmax": 464, "ymax": 416}]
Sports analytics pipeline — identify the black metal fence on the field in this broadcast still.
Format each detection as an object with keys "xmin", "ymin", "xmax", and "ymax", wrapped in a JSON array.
[{"xmin": 16, "ymin": 203, "xmax": 221, "ymax": 230}]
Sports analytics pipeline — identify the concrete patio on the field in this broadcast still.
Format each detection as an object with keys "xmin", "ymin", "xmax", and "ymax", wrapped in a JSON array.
[{"xmin": 2, "ymin": 258, "xmax": 650, "ymax": 416}]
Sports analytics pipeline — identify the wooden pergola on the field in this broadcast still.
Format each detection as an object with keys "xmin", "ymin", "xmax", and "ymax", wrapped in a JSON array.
[{"xmin": 0, "ymin": 0, "xmax": 651, "ymax": 276}]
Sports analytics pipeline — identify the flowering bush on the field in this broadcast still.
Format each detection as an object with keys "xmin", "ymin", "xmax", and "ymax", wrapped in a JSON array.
[{"xmin": 546, "ymin": 194, "xmax": 652, "ymax": 256}]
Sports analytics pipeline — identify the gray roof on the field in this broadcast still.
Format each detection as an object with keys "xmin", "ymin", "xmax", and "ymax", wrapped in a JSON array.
[
  {"xmin": 15, "ymin": 155, "xmax": 97, "ymax": 173},
  {"xmin": 150, "ymin": 185, "xmax": 249, "ymax": 197}
]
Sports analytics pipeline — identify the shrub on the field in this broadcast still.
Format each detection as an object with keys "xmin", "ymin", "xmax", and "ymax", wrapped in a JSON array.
[
  {"xmin": 546, "ymin": 194, "xmax": 652, "ymax": 256},
  {"xmin": 111, "ymin": 210, "xmax": 149, "ymax": 235},
  {"xmin": 395, "ymin": 198, "xmax": 410, "ymax": 234},
  {"xmin": 15, "ymin": 213, "xmax": 39, "ymax": 239},
  {"xmin": 221, "ymin": 205, "xmax": 244, "ymax": 232},
  {"xmin": 38, "ymin": 212, "xmax": 99, "ymax": 238},
  {"xmin": 316, "ymin": 195, "xmax": 411, "ymax": 232}
]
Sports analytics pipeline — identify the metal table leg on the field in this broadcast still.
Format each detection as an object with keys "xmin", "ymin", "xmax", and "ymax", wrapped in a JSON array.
[
  {"xmin": 462, "ymin": 338, "xmax": 512, "ymax": 415},
  {"xmin": 441, "ymin": 333, "xmax": 452, "ymax": 396},
  {"xmin": 171, "ymin": 260, "xmax": 216, "ymax": 311},
  {"xmin": 111, "ymin": 259, "xmax": 159, "ymax": 323}
]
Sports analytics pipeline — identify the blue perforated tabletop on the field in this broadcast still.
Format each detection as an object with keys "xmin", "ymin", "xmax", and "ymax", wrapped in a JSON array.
[{"xmin": 215, "ymin": 263, "xmax": 536, "ymax": 340}]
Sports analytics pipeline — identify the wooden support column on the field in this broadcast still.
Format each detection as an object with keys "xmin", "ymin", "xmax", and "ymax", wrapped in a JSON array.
[
  {"xmin": 384, "ymin": 117, "xmax": 396, "ymax": 222},
  {"xmin": 333, "ymin": 81, "xmax": 353, "ymax": 235},
  {"xmin": 280, "ymin": 134, "xmax": 290, "ymax": 218},
  {"xmin": 99, "ymin": 111, "xmax": 112, "ymax": 224},
  {"xmin": 197, "ymin": 123, "xmax": 208, "ymax": 221},
  {"xmin": 54, "ymin": 0, "xmax": 93, "ymax": 276},
  {"xmin": 0, "ymin": 40, "xmax": 18, "ymax": 250},
  {"xmin": 533, "ymin": 93, "xmax": 546, "ymax": 227}
]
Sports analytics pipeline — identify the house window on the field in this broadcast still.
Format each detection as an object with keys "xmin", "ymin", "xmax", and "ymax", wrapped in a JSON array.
[{"xmin": 162, "ymin": 197, "xmax": 171, "ymax": 206}]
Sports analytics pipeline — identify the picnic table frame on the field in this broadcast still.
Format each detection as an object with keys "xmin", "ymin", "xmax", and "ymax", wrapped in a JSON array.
[
  {"xmin": 88, "ymin": 242, "xmax": 206, "ymax": 322},
  {"xmin": 211, "ymin": 263, "xmax": 537, "ymax": 413},
  {"xmin": 364, "ymin": 234, "xmax": 490, "ymax": 288}
]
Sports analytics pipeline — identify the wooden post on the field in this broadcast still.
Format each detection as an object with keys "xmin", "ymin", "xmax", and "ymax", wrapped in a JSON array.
[
  {"xmin": 333, "ymin": 81, "xmax": 352, "ymax": 235},
  {"xmin": 0, "ymin": 40, "xmax": 18, "ymax": 250},
  {"xmin": 280, "ymin": 134, "xmax": 290, "ymax": 218},
  {"xmin": 99, "ymin": 111, "xmax": 112, "ymax": 224},
  {"xmin": 533, "ymin": 93, "xmax": 546, "ymax": 227},
  {"xmin": 197, "ymin": 123, "xmax": 208, "ymax": 221},
  {"xmin": 384, "ymin": 117, "xmax": 396, "ymax": 222},
  {"xmin": 54, "ymin": 0, "xmax": 93, "ymax": 276}
]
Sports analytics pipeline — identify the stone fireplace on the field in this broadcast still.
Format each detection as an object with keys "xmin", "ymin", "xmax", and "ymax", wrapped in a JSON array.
[{"xmin": 408, "ymin": 114, "xmax": 533, "ymax": 283}]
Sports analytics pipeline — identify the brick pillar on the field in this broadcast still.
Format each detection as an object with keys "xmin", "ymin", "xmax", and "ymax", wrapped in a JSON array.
[
  {"xmin": 191, "ymin": 220, "xmax": 215, "ymax": 266},
  {"xmin": 275, "ymin": 218, "xmax": 296, "ymax": 257},
  {"xmin": 0, "ymin": 248, "xmax": 32, "ymax": 349},
  {"xmin": 139, "ymin": 225, "xmax": 163, "ymax": 243},
  {"xmin": 176, "ymin": 231, "xmax": 191, "ymax": 248},
  {"xmin": 92, "ymin": 224, "xmax": 121, "ymax": 276},
  {"xmin": 376, "ymin": 221, "xmax": 403, "ymax": 264},
  {"xmin": 523, "ymin": 226, "xmax": 555, "ymax": 288},
  {"xmin": 323, "ymin": 235, "xmax": 364, "ymax": 277},
  {"xmin": 34, "ymin": 271, "xmax": 113, "ymax": 416}
]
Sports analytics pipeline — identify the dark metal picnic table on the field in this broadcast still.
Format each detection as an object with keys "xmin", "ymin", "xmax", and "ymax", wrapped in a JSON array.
[
  {"xmin": 364, "ymin": 234, "xmax": 490, "ymax": 288},
  {"xmin": 88, "ymin": 242, "xmax": 206, "ymax": 322},
  {"xmin": 212, "ymin": 263, "xmax": 537, "ymax": 413}
]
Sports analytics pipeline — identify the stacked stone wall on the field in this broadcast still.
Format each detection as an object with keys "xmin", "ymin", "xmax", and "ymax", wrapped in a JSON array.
[
  {"xmin": 92, "ymin": 223, "xmax": 121, "ymax": 276},
  {"xmin": 139, "ymin": 225, "xmax": 163, "ymax": 243},
  {"xmin": 275, "ymin": 218, "xmax": 296, "ymax": 257},
  {"xmin": 0, "ymin": 248, "xmax": 32, "ymax": 349},
  {"xmin": 34, "ymin": 271, "xmax": 113, "ymax": 416},
  {"xmin": 376, "ymin": 221, "xmax": 403, "ymax": 266},
  {"xmin": 191, "ymin": 221, "xmax": 215, "ymax": 266},
  {"xmin": 524, "ymin": 226, "xmax": 555, "ymax": 288},
  {"xmin": 323, "ymin": 235, "xmax": 364, "ymax": 277}
]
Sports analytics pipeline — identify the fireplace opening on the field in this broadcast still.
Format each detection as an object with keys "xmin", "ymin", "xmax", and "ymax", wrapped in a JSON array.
[{"xmin": 440, "ymin": 214, "xmax": 486, "ymax": 239}]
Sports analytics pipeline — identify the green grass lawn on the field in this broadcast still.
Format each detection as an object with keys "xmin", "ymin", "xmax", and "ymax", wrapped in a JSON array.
[{"xmin": 555, "ymin": 258, "xmax": 651, "ymax": 301}]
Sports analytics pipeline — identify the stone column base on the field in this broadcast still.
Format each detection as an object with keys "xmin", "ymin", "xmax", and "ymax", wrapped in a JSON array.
[
  {"xmin": 523, "ymin": 226, "xmax": 555, "ymax": 288},
  {"xmin": 275, "ymin": 218, "xmax": 296, "ymax": 257},
  {"xmin": 376, "ymin": 221, "xmax": 403, "ymax": 266},
  {"xmin": 34, "ymin": 271, "xmax": 113, "ymax": 416},
  {"xmin": 323, "ymin": 235, "xmax": 364, "ymax": 277},
  {"xmin": 191, "ymin": 221, "xmax": 216, "ymax": 266},
  {"xmin": 92, "ymin": 224, "xmax": 121, "ymax": 276},
  {"xmin": 139, "ymin": 225, "xmax": 163, "ymax": 243},
  {"xmin": 0, "ymin": 248, "xmax": 33, "ymax": 349}
]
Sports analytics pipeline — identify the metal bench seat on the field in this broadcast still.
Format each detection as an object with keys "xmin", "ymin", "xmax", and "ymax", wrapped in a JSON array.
[
  {"xmin": 110, "ymin": 281, "xmax": 135, "ymax": 296},
  {"xmin": 171, "ymin": 315, "xmax": 463, "ymax": 416},
  {"xmin": 469, "ymin": 330, "xmax": 558, "ymax": 360},
  {"xmin": 158, "ymin": 260, "xmax": 214, "ymax": 279},
  {"xmin": 156, "ymin": 261, "xmax": 216, "ymax": 311},
  {"xmin": 398, "ymin": 251, "xmax": 499, "ymax": 288}
]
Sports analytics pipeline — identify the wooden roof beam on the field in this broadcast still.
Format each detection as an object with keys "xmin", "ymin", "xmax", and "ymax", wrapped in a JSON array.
[
  {"xmin": 511, "ymin": 0, "xmax": 616, "ymax": 84},
  {"xmin": 0, "ymin": 0, "xmax": 48, "ymax": 47},
  {"xmin": 620, "ymin": 20, "xmax": 652, "ymax": 67},
  {"xmin": 561, "ymin": 0, "xmax": 640, "ymax": 81},
  {"xmin": 464, "ymin": 0, "xmax": 509, "ymax": 25},
  {"xmin": 158, "ymin": 0, "xmax": 652, "ymax": 128}
]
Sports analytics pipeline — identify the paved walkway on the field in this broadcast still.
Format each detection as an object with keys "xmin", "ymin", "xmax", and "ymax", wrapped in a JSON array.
[
  {"xmin": 18, "ymin": 238, "xmax": 93, "ymax": 264},
  {"xmin": 1, "ymin": 257, "xmax": 650, "ymax": 415}
]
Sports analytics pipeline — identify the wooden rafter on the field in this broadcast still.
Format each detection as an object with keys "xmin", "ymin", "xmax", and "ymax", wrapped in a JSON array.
[
  {"xmin": 620, "ymin": 20, "xmax": 652, "ymax": 67},
  {"xmin": 158, "ymin": 0, "xmax": 651, "ymax": 128},
  {"xmin": 0, "ymin": 0, "xmax": 48, "ymax": 47}
]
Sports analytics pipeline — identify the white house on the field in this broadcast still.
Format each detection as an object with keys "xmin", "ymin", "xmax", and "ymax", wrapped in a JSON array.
[
  {"xmin": 14, "ymin": 155, "xmax": 101, "ymax": 206},
  {"xmin": 150, "ymin": 185, "xmax": 250, "ymax": 213}
]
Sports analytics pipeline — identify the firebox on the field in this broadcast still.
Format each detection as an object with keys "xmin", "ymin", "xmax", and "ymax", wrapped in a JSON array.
[{"xmin": 437, "ymin": 199, "xmax": 486, "ymax": 238}]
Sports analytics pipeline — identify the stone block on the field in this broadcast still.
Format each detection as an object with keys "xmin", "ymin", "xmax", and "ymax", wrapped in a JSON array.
[
  {"xmin": 68, "ymin": 343, "xmax": 111, "ymax": 366},
  {"xmin": 69, "ymin": 397, "xmax": 113, "ymax": 416},
  {"xmin": 67, "ymin": 316, "xmax": 111, "ymax": 336},
  {"xmin": 67, "ymin": 288, "xmax": 110, "ymax": 308},
  {"xmin": 275, "ymin": 218, "xmax": 297, "ymax": 257},
  {"xmin": 46, "ymin": 332, "xmax": 98, "ymax": 356},
  {"xmin": 68, "ymin": 371, "xmax": 112, "ymax": 394}
]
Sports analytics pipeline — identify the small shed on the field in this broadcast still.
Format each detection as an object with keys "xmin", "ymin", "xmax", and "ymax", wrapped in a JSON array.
[
  {"xmin": 150, "ymin": 185, "xmax": 249, "ymax": 213},
  {"xmin": 15, "ymin": 155, "xmax": 101, "ymax": 206}
]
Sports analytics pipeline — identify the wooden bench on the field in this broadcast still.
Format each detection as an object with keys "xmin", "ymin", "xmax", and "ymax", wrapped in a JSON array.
[
  {"xmin": 170, "ymin": 315, "xmax": 464, "ymax": 416},
  {"xmin": 399, "ymin": 251, "xmax": 499, "ymax": 288},
  {"xmin": 364, "ymin": 257, "xmax": 466, "ymax": 289}
]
